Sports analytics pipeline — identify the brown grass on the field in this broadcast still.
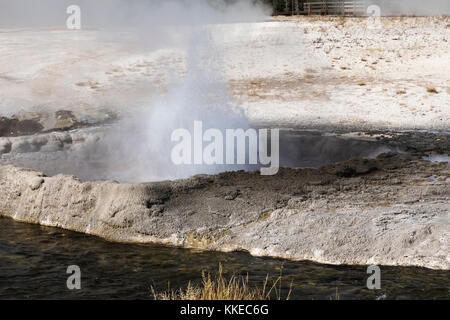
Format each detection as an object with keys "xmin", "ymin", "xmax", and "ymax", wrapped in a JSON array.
[
  {"xmin": 151, "ymin": 264, "xmax": 292, "ymax": 300},
  {"xmin": 426, "ymin": 87, "xmax": 438, "ymax": 94}
]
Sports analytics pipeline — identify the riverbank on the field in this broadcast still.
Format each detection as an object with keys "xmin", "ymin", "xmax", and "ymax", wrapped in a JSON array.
[
  {"xmin": 1, "ymin": 146, "xmax": 448, "ymax": 270},
  {"xmin": 1, "ymin": 216, "xmax": 449, "ymax": 299}
]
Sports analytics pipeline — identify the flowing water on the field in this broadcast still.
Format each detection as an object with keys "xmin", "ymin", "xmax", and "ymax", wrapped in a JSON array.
[{"xmin": 0, "ymin": 217, "xmax": 448, "ymax": 300}]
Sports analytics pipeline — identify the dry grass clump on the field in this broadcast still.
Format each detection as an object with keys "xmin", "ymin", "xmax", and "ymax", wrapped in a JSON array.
[
  {"xmin": 151, "ymin": 264, "xmax": 291, "ymax": 300},
  {"xmin": 426, "ymin": 87, "xmax": 438, "ymax": 94}
]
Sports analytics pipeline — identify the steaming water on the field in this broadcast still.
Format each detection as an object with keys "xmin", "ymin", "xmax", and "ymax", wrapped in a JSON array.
[
  {"xmin": 0, "ymin": 129, "xmax": 395, "ymax": 182},
  {"xmin": 1, "ymin": 217, "xmax": 449, "ymax": 300}
]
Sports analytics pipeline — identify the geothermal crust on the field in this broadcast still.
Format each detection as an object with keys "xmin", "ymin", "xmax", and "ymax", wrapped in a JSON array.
[{"xmin": 1, "ymin": 153, "xmax": 449, "ymax": 270}]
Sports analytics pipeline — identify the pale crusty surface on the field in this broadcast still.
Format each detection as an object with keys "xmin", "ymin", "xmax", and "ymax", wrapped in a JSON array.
[{"xmin": 1, "ymin": 153, "xmax": 448, "ymax": 270}]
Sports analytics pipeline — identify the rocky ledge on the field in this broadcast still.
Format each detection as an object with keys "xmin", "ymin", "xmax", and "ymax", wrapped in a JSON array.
[{"xmin": 0, "ymin": 153, "xmax": 448, "ymax": 270}]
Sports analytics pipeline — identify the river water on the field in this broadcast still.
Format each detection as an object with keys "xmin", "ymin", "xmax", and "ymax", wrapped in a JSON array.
[{"xmin": 0, "ymin": 217, "xmax": 448, "ymax": 300}]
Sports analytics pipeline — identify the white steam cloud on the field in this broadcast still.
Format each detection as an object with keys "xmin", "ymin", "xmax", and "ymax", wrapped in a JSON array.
[
  {"xmin": 91, "ymin": 26, "xmax": 258, "ymax": 182},
  {"xmin": 0, "ymin": 0, "xmax": 271, "ymax": 182},
  {"xmin": 0, "ymin": 0, "xmax": 271, "ymax": 28}
]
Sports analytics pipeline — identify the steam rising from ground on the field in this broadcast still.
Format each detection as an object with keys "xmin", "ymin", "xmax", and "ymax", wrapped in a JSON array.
[
  {"xmin": 91, "ymin": 27, "xmax": 257, "ymax": 181},
  {"xmin": 0, "ymin": 0, "xmax": 270, "ymax": 181},
  {"xmin": 0, "ymin": 0, "xmax": 270, "ymax": 28},
  {"xmin": 1, "ymin": 1, "xmax": 449, "ymax": 182}
]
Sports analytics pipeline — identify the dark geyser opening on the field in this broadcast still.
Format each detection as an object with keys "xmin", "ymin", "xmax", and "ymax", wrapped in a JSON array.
[{"xmin": 0, "ymin": 127, "xmax": 396, "ymax": 183}]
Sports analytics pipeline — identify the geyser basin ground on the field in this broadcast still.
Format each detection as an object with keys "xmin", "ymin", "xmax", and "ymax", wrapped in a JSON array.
[
  {"xmin": 0, "ymin": 16, "xmax": 449, "ymax": 274},
  {"xmin": 1, "ymin": 17, "xmax": 449, "ymax": 133}
]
